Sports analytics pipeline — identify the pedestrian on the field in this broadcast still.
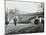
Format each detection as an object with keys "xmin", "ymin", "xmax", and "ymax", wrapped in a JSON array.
[
  {"xmin": 14, "ymin": 18, "xmax": 17, "ymax": 26},
  {"xmin": 5, "ymin": 20, "xmax": 9, "ymax": 25},
  {"xmin": 34, "ymin": 16, "xmax": 39, "ymax": 24}
]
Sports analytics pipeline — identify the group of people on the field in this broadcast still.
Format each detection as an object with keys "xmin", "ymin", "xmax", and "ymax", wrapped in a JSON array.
[
  {"xmin": 34, "ymin": 16, "xmax": 44, "ymax": 24},
  {"xmin": 5, "ymin": 16, "xmax": 44, "ymax": 26},
  {"xmin": 5, "ymin": 17, "xmax": 17, "ymax": 26}
]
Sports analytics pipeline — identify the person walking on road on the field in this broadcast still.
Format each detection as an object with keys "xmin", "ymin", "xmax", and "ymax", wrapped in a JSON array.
[{"xmin": 14, "ymin": 18, "xmax": 17, "ymax": 26}]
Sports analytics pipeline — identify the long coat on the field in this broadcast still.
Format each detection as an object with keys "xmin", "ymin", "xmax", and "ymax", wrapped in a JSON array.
[{"xmin": 14, "ymin": 18, "xmax": 17, "ymax": 25}]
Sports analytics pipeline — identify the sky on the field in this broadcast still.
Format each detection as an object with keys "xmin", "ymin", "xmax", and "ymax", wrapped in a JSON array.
[{"xmin": 6, "ymin": 0, "xmax": 44, "ymax": 14}]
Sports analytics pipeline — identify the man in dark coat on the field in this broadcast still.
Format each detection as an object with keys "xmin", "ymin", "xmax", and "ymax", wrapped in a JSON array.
[
  {"xmin": 34, "ymin": 19, "xmax": 39, "ymax": 24},
  {"xmin": 14, "ymin": 18, "xmax": 17, "ymax": 26}
]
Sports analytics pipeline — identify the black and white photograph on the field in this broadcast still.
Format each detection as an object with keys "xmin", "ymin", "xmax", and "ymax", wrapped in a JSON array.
[{"xmin": 5, "ymin": 0, "xmax": 44, "ymax": 35}]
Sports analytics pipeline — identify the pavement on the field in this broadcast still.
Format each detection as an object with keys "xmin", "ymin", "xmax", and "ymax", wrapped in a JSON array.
[{"xmin": 5, "ymin": 23, "xmax": 44, "ymax": 34}]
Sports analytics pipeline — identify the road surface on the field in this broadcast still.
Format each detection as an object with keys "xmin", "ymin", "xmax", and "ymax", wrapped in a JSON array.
[{"xmin": 5, "ymin": 23, "xmax": 44, "ymax": 35}]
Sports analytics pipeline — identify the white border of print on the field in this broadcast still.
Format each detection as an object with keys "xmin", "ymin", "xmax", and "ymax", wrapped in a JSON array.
[{"xmin": 0, "ymin": 0, "xmax": 46, "ymax": 35}]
